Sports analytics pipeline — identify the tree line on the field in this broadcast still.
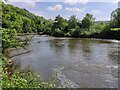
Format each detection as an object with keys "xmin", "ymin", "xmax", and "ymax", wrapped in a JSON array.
[{"xmin": 1, "ymin": 2, "xmax": 120, "ymax": 40}]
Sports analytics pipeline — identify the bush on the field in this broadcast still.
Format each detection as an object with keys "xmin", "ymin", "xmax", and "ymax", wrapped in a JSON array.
[
  {"xmin": 43, "ymin": 27, "xmax": 52, "ymax": 35},
  {"xmin": 52, "ymin": 28, "xmax": 64, "ymax": 37},
  {"xmin": 0, "ymin": 28, "xmax": 17, "ymax": 51},
  {"xmin": 71, "ymin": 26, "xmax": 81, "ymax": 37},
  {"xmin": 1, "ymin": 71, "xmax": 54, "ymax": 88},
  {"xmin": 1, "ymin": 56, "xmax": 55, "ymax": 89}
]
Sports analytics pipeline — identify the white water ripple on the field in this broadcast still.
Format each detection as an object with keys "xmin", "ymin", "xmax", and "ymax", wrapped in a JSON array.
[{"xmin": 53, "ymin": 67, "xmax": 79, "ymax": 88}]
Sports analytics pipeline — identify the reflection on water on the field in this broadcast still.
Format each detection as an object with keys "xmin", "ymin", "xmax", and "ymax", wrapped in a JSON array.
[{"xmin": 10, "ymin": 35, "xmax": 119, "ymax": 88}]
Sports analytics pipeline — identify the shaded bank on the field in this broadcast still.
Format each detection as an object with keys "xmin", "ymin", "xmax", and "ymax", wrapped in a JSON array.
[{"xmin": 79, "ymin": 30, "xmax": 120, "ymax": 40}]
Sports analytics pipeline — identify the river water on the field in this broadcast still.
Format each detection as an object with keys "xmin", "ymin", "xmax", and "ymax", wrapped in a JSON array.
[{"xmin": 10, "ymin": 35, "xmax": 119, "ymax": 88}]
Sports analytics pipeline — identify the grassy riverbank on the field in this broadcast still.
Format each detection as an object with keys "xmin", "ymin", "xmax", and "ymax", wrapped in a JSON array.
[
  {"xmin": 1, "ymin": 56, "xmax": 54, "ymax": 89},
  {"xmin": 0, "ymin": 27, "xmax": 55, "ymax": 89}
]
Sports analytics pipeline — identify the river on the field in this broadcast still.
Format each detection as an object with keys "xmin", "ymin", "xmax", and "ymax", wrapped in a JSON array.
[{"xmin": 9, "ymin": 35, "xmax": 119, "ymax": 88}]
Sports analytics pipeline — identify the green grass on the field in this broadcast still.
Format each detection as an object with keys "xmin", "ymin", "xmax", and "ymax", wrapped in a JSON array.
[
  {"xmin": 1, "ymin": 70, "xmax": 54, "ymax": 88},
  {"xmin": 1, "ymin": 56, "xmax": 55, "ymax": 89},
  {"xmin": 111, "ymin": 28, "xmax": 120, "ymax": 31}
]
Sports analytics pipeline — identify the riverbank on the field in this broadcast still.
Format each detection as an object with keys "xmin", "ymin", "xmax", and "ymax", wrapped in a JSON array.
[
  {"xmin": 1, "ymin": 54, "xmax": 54, "ymax": 89},
  {"xmin": 40, "ymin": 34, "xmax": 120, "ymax": 40},
  {"xmin": 1, "ymin": 31, "xmax": 55, "ymax": 89},
  {"xmin": 21, "ymin": 31, "xmax": 119, "ymax": 40},
  {"xmin": 1, "ymin": 56, "xmax": 54, "ymax": 88}
]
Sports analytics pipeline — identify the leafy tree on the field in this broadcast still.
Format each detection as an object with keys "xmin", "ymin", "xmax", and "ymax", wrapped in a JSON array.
[
  {"xmin": 71, "ymin": 26, "xmax": 81, "ymax": 37},
  {"xmin": 52, "ymin": 28, "xmax": 64, "ymax": 37},
  {"xmin": 53, "ymin": 15, "xmax": 68, "ymax": 31},
  {"xmin": 68, "ymin": 15, "xmax": 78, "ymax": 29},
  {"xmin": 22, "ymin": 17, "xmax": 31, "ymax": 33},
  {"xmin": 2, "ymin": 3, "xmax": 46, "ymax": 33},
  {"xmin": 37, "ymin": 23, "xmax": 44, "ymax": 32},
  {"xmin": 110, "ymin": 8, "xmax": 120, "ymax": 28},
  {"xmin": 81, "ymin": 13, "xmax": 95, "ymax": 29},
  {"xmin": 43, "ymin": 19, "xmax": 53, "ymax": 35},
  {"xmin": 30, "ymin": 20, "xmax": 36, "ymax": 33},
  {"xmin": 1, "ymin": 28, "xmax": 17, "ymax": 51}
]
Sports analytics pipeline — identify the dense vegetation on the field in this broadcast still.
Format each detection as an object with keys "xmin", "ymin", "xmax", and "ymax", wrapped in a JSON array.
[
  {"xmin": 1, "ymin": 3, "xmax": 120, "ymax": 40},
  {"xmin": 0, "ymin": 2, "xmax": 55, "ymax": 89},
  {"xmin": 0, "ymin": 2, "xmax": 119, "ymax": 89},
  {"xmin": 1, "ymin": 56, "xmax": 54, "ymax": 88},
  {"xmin": 0, "ymin": 33, "xmax": 54, "ymax": 88}
]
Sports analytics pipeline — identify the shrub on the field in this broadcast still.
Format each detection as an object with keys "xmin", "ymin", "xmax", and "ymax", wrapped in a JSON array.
[
  {"xmin": 0, "ymin": 28, "xmax": 17, "ymax": 50},
  {"xmin": 1, "ymin": 56, "xmax": 55, "ymax": 89},
  {"xmin": 52, "ymin": 28, "xmax": 64, "ymax": 37}
]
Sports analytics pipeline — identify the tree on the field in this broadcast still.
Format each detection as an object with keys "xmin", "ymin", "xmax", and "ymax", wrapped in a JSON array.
[
  {"xmin": 52, "ymin": 15, "xmax": 68, "ymax": 31},
  {"xmin": 43, "ymin": 19, "xmax": 53, "ymax": 35},
  {"xmin": 52, "ymin": 28, "xmax": 64, "ymax": 37},
  {"xmin": 22, "ymin": 17, "xmax": 31, "ymax": 33},
  {"xmin": 2, "ymin": 3, "xmax": 47, "ymax": 33},
  {"xmin": 70, "ymin": 26, "xmax": 81, "ymax": 37},
  {"xmin": 30, "ymin": 20, "xmax": 36, "ymax": 33},
  {"xmin": 68, "ymin": 15, "xmax": 78, "ymax": 29},
  {"xmin": 110, "ymin": 8, "xmax": 120, "ymax": 28},
  {"xmin": 81, "ymin": 13, "xmax": 95, "ymax": 29}
]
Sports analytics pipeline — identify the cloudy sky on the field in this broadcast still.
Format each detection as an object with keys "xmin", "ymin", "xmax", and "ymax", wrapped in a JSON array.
[{"xmin": 6, "ymin": 0, "xmax": 119, "ymax": 21}]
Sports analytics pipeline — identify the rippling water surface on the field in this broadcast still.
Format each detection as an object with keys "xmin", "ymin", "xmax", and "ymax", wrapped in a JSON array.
[{"xmin": 10, "ymin": 35, "xmax": 119, "ymax": 88}]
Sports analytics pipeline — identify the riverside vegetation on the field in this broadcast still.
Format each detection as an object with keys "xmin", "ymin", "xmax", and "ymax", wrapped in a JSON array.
[
  {"xmin": 0, "ymin": 2, "xmax": 120, "ymax": 89},
  {"xmin": 0, "ymin": 2, "xmax": 55, "ymax": 89},
  {"xmin": 0, "ymin": 28, "xmax": 55, "ymax": 88},
  {"xmin": 1, "ymin": 2, "xmax": 120, "ymax": 39}
]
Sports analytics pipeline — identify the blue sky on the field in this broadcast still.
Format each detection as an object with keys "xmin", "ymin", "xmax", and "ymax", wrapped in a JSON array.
[{"xmin": 7, "ymin": 0, "xmax": 118, "ymax": 21}]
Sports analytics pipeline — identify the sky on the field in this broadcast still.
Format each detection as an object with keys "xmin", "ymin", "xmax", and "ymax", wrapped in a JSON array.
[{"xmin": 6, "ymin": 0, "xmax": 119, "ymax": 21}]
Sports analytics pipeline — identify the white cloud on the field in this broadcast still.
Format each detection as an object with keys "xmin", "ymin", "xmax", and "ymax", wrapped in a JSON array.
[
  {"xmin": 111, "ymin": 0, "xmax": 119, "ymax": 3},
  {"xmin": 48, "ymin": 5, "xmax": 63, "ymax": 11},
  {"xmin": 66, "ymin": 7, "xmax": 84, "ymax": 12},
  {"xmin": 91, "ymin": 10, "xmax": 99, "ymax": 14},
  {"xmin": 64, "ymin": 0, "xmax": 88, "ymax": 5},
  {"xmin": 79, "ymin": 0, "xmax": 89, "ymax": 4},
  {"xmin": 24, "ymin": 1, "xmax": 36, "ymax": 8},
  {"xmin": 64, "ymin": 0, "xmax": 79, "ymax": 5}
]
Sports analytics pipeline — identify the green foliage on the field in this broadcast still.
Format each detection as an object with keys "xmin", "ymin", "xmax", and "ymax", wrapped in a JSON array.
[
  {"xmin": 81, "ymin": 13, "xmax": 95, "ymax": 29},
  {"xmin": 100, "ymin": 25, "xmax": 120, "ymax": 40},
  {"xmin": 110, "ymin": 8, "xmax": 120, "ymax": 28},
  {"xmin": 2, "ymin": 2, "xmax": 119, "ymax": 39},
  {"xmin": 43, "ymin": 19, "xmax": 53, "ymax": 35},
  {"xmin": 22, "ymin": 17, "xmax": 31, "ymax": 33},
  {"xmin": 70, "ymin": 27, "xmax": 81, "ymax": 37},
  {"xmin": 2, "ymin": 3, "xmax": 46, "ymax": 33},
  {"xmin": 1, "ymin": 70, "xmax": 54, "ymax": 88},
  {"xmin": 1, "ymin": 56, "xmax": 55, "ymax": 89},
  {"xmin": 52, "ymin": 28, "xmax": 64, "ymax": 37},
  {"xmin": 68, "ymin": 15, "xmax": 78, "ymax": 29},
  {"xmin": 52, "ymin": 15, "xmax": 68, "ymax": 31},
  {"xmin": 89, "ymin": 23, "xmax": 106, "ymax": 34},
  {"xmin": 0, "ymin": 27, "xmax": 18, "ymax": 51},
  {"xmin": 111, "ymin": 28, "xmax": 120, "ymax": 31}
]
